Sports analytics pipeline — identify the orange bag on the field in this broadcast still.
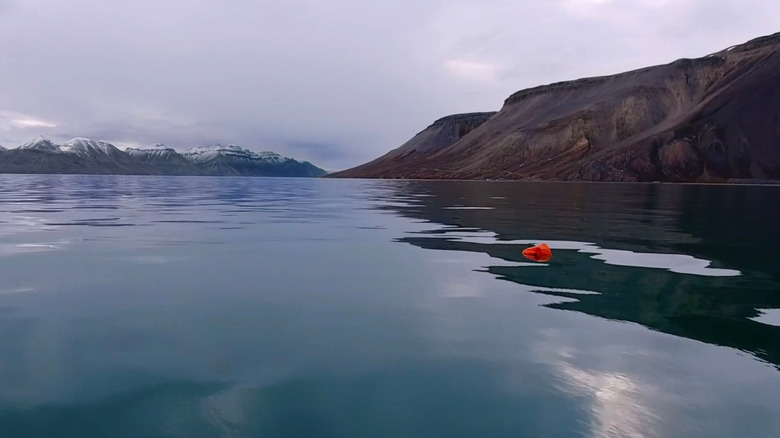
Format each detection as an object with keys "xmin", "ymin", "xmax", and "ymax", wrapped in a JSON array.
[{"xmin": 522, "ymin": 243, "xmax": 552, "ymax": 262}]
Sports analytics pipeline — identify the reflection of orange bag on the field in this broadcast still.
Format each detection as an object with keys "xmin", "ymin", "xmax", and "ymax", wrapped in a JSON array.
[{"xmin": 523, "ymin": 243, "xmax": 552, "ymax": 262}]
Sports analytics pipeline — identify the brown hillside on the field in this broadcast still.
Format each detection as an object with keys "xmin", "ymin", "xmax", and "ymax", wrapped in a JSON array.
[{"xmin": 333, "ymin": 32, "xmax": 780, "ymax": 182}]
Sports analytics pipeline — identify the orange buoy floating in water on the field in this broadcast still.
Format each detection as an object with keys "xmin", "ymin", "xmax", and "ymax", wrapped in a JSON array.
[{"xmin": 522, "ymin": 243, "xmax": 552, "ymax": 262}]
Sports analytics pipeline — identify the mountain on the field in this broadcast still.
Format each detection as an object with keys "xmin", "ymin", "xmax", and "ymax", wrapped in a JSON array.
[
  {"xmin": 19, "ymin": 137, "xmax": 61, "ymax": 153},
  {"xmin": 0, "ymin": 145, "xmax": 6, "ymax": 153},
  {"xmin": 59, "ymin": 138, "xmax": 124, "ymax": 159},
  {"xmin": 3, "ymin": 137, "xmax": 156, "ymax": 174},
  {"xmin": 125, "ymin": 144, "xmax": 196, "ymax": 175},
  {"xmin": 0, "ymin": 138, "xmax": 327, "ymax": 177},
  {"xmin": 332, "ymin": 32, "xmax": 780, "ymax": 182},
  {"xmin": 126, "ymin": 143, "xmax": 179, "ymax": 160},
  {"xmin": 332, "ymin": 112, "xmax": 495, "ymax": 178},
  {"xmin": 182, "ymin": 145, "xmax": 328, "ymax": 177}
]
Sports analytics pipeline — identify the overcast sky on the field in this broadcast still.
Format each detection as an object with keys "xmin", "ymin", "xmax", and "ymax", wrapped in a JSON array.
[{"xmin": 0, "ymin": 0, "xmax": 777, "ymax": 170}]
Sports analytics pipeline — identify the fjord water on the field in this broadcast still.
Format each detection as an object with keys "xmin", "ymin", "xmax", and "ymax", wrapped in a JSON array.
[{"xmin": 1, "ymin": 176, "xmax": 779, "ymax": 438}]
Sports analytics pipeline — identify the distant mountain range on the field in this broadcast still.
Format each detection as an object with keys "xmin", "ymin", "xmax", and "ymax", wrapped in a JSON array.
[
  {"xmin": 0, "ymin": 137, "xmax": 327, "ymax": 177},
  {"xmin": 332, "ymin": 32, "xmax": 780, "ymax": 182}
]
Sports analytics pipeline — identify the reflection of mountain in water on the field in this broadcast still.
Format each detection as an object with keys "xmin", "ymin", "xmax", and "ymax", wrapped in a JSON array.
[{"xmin": 381, "ymin": 181, "xmax": 780, "ymax": 368}]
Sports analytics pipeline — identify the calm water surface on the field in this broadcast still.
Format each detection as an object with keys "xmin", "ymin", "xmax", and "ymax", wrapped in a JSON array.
[{"xmin": 0, "ymin": 175, "xmax": 779, "ymax": 437}]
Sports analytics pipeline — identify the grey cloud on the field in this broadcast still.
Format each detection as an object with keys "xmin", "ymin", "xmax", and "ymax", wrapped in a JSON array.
[
  {"xmin": 0, "ymin": 1, "xmax": 14, "ymax": 15},
  {"xmin": 0, "ymin": 0, "xmax": 777, "ymax": 170}
]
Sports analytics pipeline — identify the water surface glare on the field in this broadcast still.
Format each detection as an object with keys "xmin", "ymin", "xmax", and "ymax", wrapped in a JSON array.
[{"xmin": 0, "ymin": 175, "xmax": 779, "ymax": 438}]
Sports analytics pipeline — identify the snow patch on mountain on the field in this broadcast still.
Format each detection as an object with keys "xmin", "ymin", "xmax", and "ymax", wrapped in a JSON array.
[
  {"xmin": 126, "ymin": 143, "xmax": 178, "ymax": 158},
  {"xmin": 19, "ymin": 136, "xmax": 61, "ymax": 153},
  {"xmin": 255, "ymin": 151, "xmax": 286, "ymax": 163},
  {"xmin": 181, "ymin": 144, "xmax": 292, "ymax": 164},
  {"xmin": 131, "ymin": 143, "xmax": 174, "ymax": 151},
  {"xmin": 60, "ymin": 138, "xmax": 120, "ymax": 158},
  {"xmin": 15, "ymin": 137, "xmax": 121, "ymax": 158}
]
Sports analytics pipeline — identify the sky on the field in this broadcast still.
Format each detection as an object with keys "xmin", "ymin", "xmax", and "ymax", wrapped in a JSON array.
[{"xmin": 0, "ymin": 0, "xmax": 778, "ymax": 171}]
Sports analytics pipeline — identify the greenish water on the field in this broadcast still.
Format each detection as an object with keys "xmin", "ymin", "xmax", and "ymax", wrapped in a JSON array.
[{"xmin": 0, "ymin": 175, "xmax": 778, "ymax": 437}]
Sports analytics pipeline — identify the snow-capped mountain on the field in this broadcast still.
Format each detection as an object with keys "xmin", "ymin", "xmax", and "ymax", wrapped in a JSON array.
[
  {"xmin": 17, "ymin": 137, "xmax": 121, "ymax": 158},
  {"xmin": 7, "ymin": 137, "xmax": 151, "ymax": 174},
  {"xmin": 124, "ymin": 143, "xmax": 194, "ymax": 174},
  {"xmin": 126, "ymin": 144, "xmax": 180, "ymax": 159},
  {"xmin": 181, "ymin": 144, "xmax": 287, "ymax": 164},
  {"xmin": 19, "ymin": 136, "xmax": 61, "ymax": 153},
  {"xmin": 182, "ymin": 144, "xmax": 245, "ymax": 162},
  {"xmin": 181, "ymin": 144, "xmax": 247, "ymax": 163},
  {"xmin": 181, "ymin": 145, "xmax": 288, "ymax": 165},
  {"xmin": 0, "ymin": 145, "xmax": 6, "ymax": 153},
  {"xmin": 181, "ymin": 144, "xmax": 327, "ymax": 177},
  {"xmin": 125, "ymin": 143, "xmax": 176, "ymax": 156},
  {"xmin": 59, "ymin": 138, "xmax": 123, "ymax": 159},
  {"xmin": 0, "ymin": 137, "xmax": 327, "ymax": 177}
]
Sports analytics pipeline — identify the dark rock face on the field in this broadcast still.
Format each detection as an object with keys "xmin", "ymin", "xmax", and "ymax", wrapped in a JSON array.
[
  {"xmin": 334, "ymin": 32, "xmax": 780, "ymax": 182},
  {"xmin": 0, "ymin": 139, "xmax": 327, "ymax": 177}
]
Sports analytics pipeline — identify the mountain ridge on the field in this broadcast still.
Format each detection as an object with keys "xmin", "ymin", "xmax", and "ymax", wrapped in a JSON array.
[
  {"xmin": 0, "ymin": 138, "xmax": 327, "ymax": 177},
  {"xmin": 332, "ymin": 31, "xmax": 780, "ymax": 182}
]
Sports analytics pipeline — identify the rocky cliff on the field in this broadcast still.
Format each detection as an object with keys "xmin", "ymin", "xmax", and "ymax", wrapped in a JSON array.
[{"xmin": 333, "ymin": 32, "xmax": 780, "ymax": 182}]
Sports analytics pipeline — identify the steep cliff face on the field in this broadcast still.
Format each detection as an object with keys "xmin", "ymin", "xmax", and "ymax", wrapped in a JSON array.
[
  {"xmin": 335, "ymin": 32, "xmax": 780, "ymax": 182},
  {"xmin": 329, "ymin": 112, "xmax": 496, "ymax": 178}
]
